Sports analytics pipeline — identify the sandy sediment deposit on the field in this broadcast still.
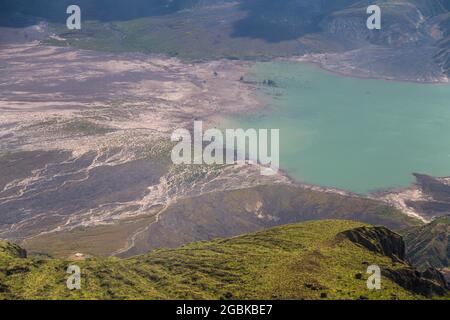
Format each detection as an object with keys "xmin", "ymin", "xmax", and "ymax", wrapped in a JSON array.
[
  {"xmin": 0, "ymin": 40, "xmax": 291, "ymax": 256},
  {"xmin": 0, "ymin": 41, "xmax": 260, "ymax": 139}
]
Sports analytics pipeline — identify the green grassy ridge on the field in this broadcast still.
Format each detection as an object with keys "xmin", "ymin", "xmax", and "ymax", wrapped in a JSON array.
[
  {"xmin": 0, "ymin": 220, "xmax": 446, "ymax": 300},
  {"xmin": 0, "ymin": 242, "xmax": 26, "ymax": 260}
]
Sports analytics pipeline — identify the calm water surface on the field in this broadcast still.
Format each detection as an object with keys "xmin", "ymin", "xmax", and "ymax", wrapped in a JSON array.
[{"xmin": 226, "ymin": 62, "xmax": 450, "ymax": 194}]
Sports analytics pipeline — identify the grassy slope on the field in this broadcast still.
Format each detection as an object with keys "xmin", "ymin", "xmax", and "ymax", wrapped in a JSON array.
[{"xmin": 0, "ymin": 220, "xmax": 436, "ymax": 300}]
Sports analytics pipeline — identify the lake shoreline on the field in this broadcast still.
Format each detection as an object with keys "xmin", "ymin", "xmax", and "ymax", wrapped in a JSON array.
[
  {"xmin": 286, "ymin": 54, "xmax": 450, "ymax": 85},
  {"xmin": 223, "ymin": 60, "xmax": 450, "ymax": 224}
]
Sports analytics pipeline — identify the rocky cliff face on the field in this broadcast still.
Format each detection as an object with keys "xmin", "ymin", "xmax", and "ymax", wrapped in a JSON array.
[
  {"xmin": 383, "ymin": 267, "xmax": 449, "ymax": 298},
  {"xmin": 403, "ymin": 215, "xmax": 450, "ymax": 270},
  {"xmin": 435, "ymin": 13, "xmax": 450, "ymax": 76},
  {"xmin": 337, "ymin": 226, "xmax": 405, "ymax": 261},
  {"xmin": 404, "ymin": 174, "xmax": 450, "ymax": 220},
  {"xmin": 337, "ymin": 225, "xmax": 449, "ymax": 297},
  {"xmin": 321, "ymin": 3, "xmax": 428, "ymax": 47}
]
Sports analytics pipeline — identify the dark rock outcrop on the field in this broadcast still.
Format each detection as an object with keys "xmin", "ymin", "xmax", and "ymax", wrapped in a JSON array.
[
  {"xmin": 337, "ymin": 225, "xmax": 449, "ymax": 297},
  {"xmin": 402, "ymin": 174, "xmax": 450, "ymax": 220},
  {"xmin": 435, "ymin": 13, "xmax": 450, "ymax": 77},
  {"xmin": 403, "ymin": 215, "xmax": 450, "ymax": 270},
  {"xmin": 383, "ymin": 267, "xmax": 449, "ymax": 298},
  {"xmin": 337, "ymin": 226, "xmax": 405, "ymax": 261}
]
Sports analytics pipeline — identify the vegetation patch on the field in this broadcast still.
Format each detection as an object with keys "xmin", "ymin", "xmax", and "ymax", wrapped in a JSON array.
[{"xmin": 1, "ymin": 220, "xmax": 448, "ymax": 300}]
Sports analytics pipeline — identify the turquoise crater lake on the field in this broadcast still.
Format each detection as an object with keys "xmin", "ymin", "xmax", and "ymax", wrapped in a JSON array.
[{"xmin": 226, "ymin": 62, "xmax": 450, "ymax": 194}]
